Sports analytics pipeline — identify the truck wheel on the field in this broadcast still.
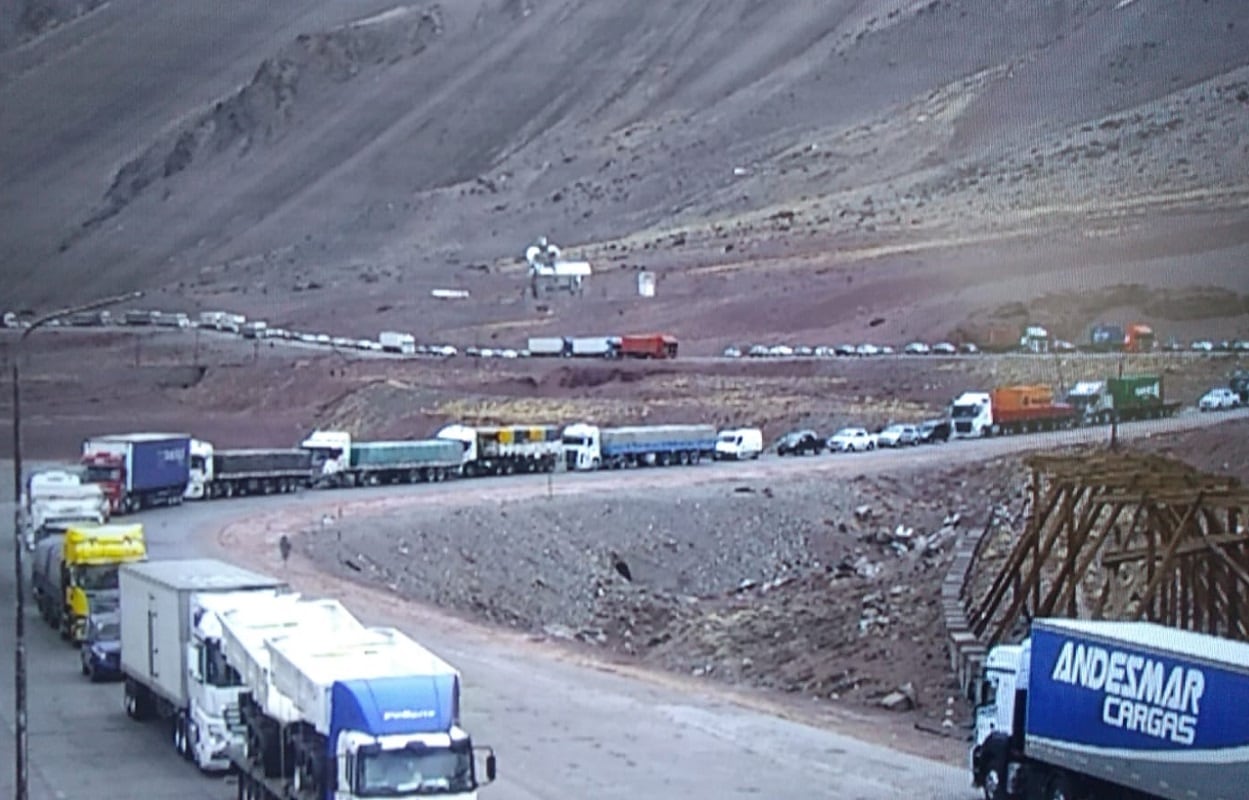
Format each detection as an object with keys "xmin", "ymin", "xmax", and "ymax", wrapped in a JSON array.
[
  {"xmin": 1045, "ymin": 773, "xmax": 1075, "ymax": 800},
  {"xmin": 981, "ymin": 763, "xmax": 1005, "ymax": 800},
  {"xmin": 172, "ymin": 715, "xmax": 187, "ymax": 758}
]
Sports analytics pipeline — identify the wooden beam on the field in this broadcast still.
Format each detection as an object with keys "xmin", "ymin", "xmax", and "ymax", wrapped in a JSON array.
[
  {"xmin": 1100, "ymin": 532, "xmax": 1247, "ymax": 566},
  {"xmin": 1043, "ymin": 502, "xmax": 1124, "ymax": 618},
  {"xmin": 972, "ymin": 482, "xmax": 1062, "ymax": 637},
  {"xmin": 1131, "ymin": 498, "xmax": 1203, "ymax": 622}
]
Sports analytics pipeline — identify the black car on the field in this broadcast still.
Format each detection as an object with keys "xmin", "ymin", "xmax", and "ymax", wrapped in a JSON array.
[
  {"xmin": 777, "ymin": 429, "xmax": 825, "ymax": 456},
  {"xmin": 917, "ymin": 418, "xmax": 951, "ymax": 444}
]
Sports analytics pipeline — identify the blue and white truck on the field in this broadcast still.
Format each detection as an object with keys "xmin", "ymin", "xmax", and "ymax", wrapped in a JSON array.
[
  {"xmin": 562, "ymin": 423, "xmax": 717, "ymax": 470},
  {"xmin": 971, "ymin": 618, "xmax": 1249, "ymax": 800},
  {"xmin": 223, "ymin": 593, "xmax": 497, "ymax": 800}
]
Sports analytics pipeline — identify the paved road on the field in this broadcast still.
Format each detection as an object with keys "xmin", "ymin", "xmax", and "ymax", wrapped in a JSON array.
[{"xmin": 0, "ymin": 409, "xmax": 1243, "ymax": 799}]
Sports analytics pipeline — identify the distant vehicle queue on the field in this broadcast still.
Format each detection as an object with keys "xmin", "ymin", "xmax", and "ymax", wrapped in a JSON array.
[{"xmin": 20, "ymin": 370, "xmax": 1246, "ymax": 548}]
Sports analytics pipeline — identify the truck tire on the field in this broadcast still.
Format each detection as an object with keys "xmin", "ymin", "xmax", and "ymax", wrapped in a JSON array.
[
  {"xmin": 1045, "ymin": 772, "xmax": 1075, "ymax": 800},
  {"xmin": 172, "ymin": 713, "xmax": 189, "ymax": 759},
  {"xmin": 124, "ymin": 679, "xmax": 153, "ymax": 721}
]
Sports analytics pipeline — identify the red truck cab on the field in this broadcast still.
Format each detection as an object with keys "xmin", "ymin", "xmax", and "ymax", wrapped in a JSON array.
[
  {"xmin": 81, "ymin": 452, "xmax": 127, "ymax": 514},
  {"xmin": 1123, "ymin": 323, "xmax": 1155, "ymax": 353}
]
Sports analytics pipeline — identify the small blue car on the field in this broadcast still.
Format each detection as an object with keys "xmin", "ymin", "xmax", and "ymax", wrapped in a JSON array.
[{"xmin": 80, "ymin": 611, "xmax": 122, "ymax": 682}]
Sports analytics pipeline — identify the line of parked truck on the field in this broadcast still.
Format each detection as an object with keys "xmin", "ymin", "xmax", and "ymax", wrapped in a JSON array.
[
  {"xmin": 526, "ymin": 333, "xmax": 679, "ymax": 359},
  {"xmin": 31, "ymin": 539, "xmax": 498, "ymax": 799},
  {"xmin": 19, "ymin": 372, "xmax": 1247, "ymax": 568}
]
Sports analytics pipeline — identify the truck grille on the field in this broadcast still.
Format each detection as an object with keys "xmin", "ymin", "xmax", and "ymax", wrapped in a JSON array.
[
  {"xmin": 223, "ymin": 704, "xmax": 246, "ymax": 734},
  {"xmin": 564, "ymin": 451, "xmax": 577, "ymax": 470},
  {"xmin": 955, "ymin": 422, "xmax": 972, "ymax": 434}
]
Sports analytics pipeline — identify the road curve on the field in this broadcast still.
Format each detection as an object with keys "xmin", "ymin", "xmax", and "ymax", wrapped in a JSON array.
[{"xmin": 0, "ymin": 408, "xmax": 1243, "ymax": 799}]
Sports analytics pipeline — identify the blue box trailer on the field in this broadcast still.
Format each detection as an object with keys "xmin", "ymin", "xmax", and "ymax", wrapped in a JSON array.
[
  {"xmin": 972, "ymin": 618, "xmax": 1249, "ymax": 800},
  {"xmin": 82, "ymin": 433, "xmax": 191, "ymax": 513},
  {"xmin": 127, "ymin": 435, "xmax": 192, "ymax": 491}
]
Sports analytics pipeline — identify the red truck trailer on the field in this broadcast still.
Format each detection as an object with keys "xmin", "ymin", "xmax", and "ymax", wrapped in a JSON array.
[{"xmin": 619, "ymin": 334, "xmax": 678, "ymax": 359}]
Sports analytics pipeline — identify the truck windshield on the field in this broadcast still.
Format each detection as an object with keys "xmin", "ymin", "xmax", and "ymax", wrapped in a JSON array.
[
  {"xmin": 75, "ymin": 565, "xmax": 119, "ymax": 591},
  {"xmin": 561, "ymin": 436, "xmax": 586, "ymax": 447},
  {"xmin": 202, "ymin": 640, "xmax": 243, "ymax": 687},
  {"xmin": 950, "ymin": 404, "xmax": 978, "ymax": 419},
  {"xmin": 91, "ymin": 619, "xmax": 120, "ymax": 641},
  {"xmin": 83, "ymin": 466, "xmax": 121, "ymax": 483},
  {"xmin": 357, "ymin": 746, "xmax": 474, "ymax": 796}
]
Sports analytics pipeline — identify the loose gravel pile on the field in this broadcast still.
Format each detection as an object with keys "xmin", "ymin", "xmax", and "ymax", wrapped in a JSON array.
[{"xmin": 300, "ymin": 457, "xmax": 1026, "ymax": 721}]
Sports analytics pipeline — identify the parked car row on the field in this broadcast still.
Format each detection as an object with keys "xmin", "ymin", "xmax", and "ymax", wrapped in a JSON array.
[
  {"xmin": 775, "ymin": 418, "xmax": 951, "ymax": 456},
  {"xmin": 723, "ymin": 341, "xmax": 980, "ymax": 359}
]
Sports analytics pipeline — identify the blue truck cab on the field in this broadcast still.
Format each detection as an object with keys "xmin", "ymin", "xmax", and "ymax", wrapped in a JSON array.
[{"xmin": 332, "ymin": 675, "xmax": 495, "ymax": 797}]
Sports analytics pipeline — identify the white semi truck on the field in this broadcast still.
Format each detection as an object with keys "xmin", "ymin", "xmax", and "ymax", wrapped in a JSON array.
[
  {"xmin": 185, "ymin": 439, "xmax": 314, "ymax": 499},
  {"xmin": 118, "ymin": 559, "xmax": 288, "ymax": 771},
  {"xmin": 436, "ymin": 424, "xmax": 561, "ymax": 476},
  {"xmin": 221, "ymin": 593, "xmax": 497, "ymax": 800},
  {"xmin": 299, "ymin": 430, "xmax": 463, "ymax": 487},
  {"xmin": 562, "ymin": 423, "xmax": 717, "ymax": 470},
  {"xmin": 20, "ymin": 469, "xmax": 108, "ymax": 550}
]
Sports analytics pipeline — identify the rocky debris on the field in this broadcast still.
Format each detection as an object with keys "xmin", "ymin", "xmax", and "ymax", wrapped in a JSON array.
[
  {"xmin": 303, "ymin": 460, "xmax": 1025, "ymax": 722},
  {"xmin": 878, "ymin": 682, "xmax": 918, "ymax": 711}
]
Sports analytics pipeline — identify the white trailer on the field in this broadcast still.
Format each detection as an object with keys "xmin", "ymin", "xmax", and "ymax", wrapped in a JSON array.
[
  {"xmin": 118, "ymin": 559, "xmax": 288, "ymax": 771},
  {"xmin": 526, "ymin": 337, "xmax": 568, "ymax": 357},
  {"xmin": 379, "ymin": 331, "xmax": 417, "ymax": 355},
  {"xmin": 569, "ymin": 336, "xmax": 619, "ymax": 358}
]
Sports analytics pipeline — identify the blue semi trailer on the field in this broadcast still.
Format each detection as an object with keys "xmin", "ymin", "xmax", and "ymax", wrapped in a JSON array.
[
  {"xmin": 81, "ymin": 433, "xmax": 192, "ymax": 514},
  {"xmin": 971, "ymin": 618, "xmax": 1249, "ymax": 800}
]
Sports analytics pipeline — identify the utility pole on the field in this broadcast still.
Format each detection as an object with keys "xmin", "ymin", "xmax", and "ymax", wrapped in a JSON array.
[
  {"xmin": 1110, "ymin": 357, "xmax": 1124, "ymax": 451},
  {"xmin": 10, "ymin": 290, "xmax": 140, "ymax": 800}
]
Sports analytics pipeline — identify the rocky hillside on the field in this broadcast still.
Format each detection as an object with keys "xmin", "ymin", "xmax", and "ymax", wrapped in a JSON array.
[{"xmin": 4, "ymin": 0, "xmax": 1248, "ymax": 343}]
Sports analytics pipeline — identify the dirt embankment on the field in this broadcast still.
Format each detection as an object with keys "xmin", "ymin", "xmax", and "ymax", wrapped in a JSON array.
[
  {"xmin": 298, "ymin": 455, "xmax": 1027, "ymax": 732},
  {"xmin": 293, "ymin": 417, "xmax": 1249, "ymax": 735}
]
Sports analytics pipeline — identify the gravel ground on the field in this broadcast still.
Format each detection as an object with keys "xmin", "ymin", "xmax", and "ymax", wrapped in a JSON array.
[{"xmin": 299, "ymin": 455, "xmax": 1027, "ymax": 728}]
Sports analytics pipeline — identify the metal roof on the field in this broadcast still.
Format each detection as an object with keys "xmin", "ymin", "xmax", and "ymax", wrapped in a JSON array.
[
  {"xmin": 120, "ymin": 559, "xmax": 284, "ymax": 591},
  {"xmin": 86, "ymin": 432, "xmax": 190, "ymax": 443}
]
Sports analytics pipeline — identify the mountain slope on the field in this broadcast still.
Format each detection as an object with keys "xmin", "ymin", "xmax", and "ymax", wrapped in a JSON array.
[{"xmin": 3, "ymin": 0, "xmax": 1247, "ymax": 344}]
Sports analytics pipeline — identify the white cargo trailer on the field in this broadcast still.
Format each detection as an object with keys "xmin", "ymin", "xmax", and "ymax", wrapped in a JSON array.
[
  {"xmin": 569, "ymin": 336, "xmax": 619, "ymax": 357},
  {"xmin": 527, "ymin": 336, "xmax": 568, "ymax": 357},
  {"xmin": 119, "ymin": 559, "xmax": 287, "ymax": 771}
]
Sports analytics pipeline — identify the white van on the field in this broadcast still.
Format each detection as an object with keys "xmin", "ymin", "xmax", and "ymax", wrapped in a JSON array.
[{"xmin": 715, "ymin": 427, "xmax": 763, "ymax": 460}]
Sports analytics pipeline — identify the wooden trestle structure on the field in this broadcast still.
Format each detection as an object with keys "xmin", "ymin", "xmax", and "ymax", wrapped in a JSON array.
[{"xmin": 968, "ymin": 450, "xmax": 1249, "ymax": 647}]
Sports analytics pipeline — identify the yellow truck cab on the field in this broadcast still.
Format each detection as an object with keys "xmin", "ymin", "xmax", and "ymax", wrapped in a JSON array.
[{"xmin": 62, "ymin": 523, "xmax": 147, "ymax": 643}]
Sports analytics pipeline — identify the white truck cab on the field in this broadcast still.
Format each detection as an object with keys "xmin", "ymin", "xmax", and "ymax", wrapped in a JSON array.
[
  {"xmin": 561, "ymin": 423, "xmax": 602, "ymax": 471},
  {"xmin": 300, "ymin": 430, "xmax": 352, "ymax": 481},
  {"xmin": 950, "ymin": 392, "xmax": 993, "ymax": 439},
  {"xmin": 435, "ymin": 424, "xmax": 478, "ymax": 465},
  {"xmin": 187, "ymin": 590, "xmax": 287, "ymax": 771},
  {"xmin": 185, "ymin": 439, "xmax": 214, "ymax": 500},
  {"xmin": 715, "ymin": 428, "xmax": 763, "ymax": 460}
]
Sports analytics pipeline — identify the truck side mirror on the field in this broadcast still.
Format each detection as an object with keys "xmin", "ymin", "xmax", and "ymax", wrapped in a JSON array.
[{"xmin": 485, "ymin": 754, "xmax": 497, "ymax": 782}]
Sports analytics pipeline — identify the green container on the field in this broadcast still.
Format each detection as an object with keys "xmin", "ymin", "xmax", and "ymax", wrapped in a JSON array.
[
  {"xmin": 350, "ymin": 439, "xmax": 462, "ymax": 468},
  {"xmin": 1108, "ymin": 374, "xmax": 1162, "ymax": 409}
]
